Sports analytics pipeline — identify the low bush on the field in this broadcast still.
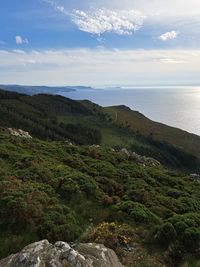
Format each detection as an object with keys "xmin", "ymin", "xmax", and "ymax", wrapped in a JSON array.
[
  {"xmin": 84, "ymin": 222, "xmax": 135, "ymax": 253},
  {"xmin": 154, "ymin": 222, "xmax": 177, "ymax": 246},
  {"xmin": 114, "ymin": 201, "xmax": 160, "ymax": 224}
]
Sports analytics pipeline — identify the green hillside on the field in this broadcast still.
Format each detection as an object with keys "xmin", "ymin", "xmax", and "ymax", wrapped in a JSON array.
[
  {"xmin": 105, "ymin": 105, "xmax": 200, "ymax": 160},
  {"xmin": 1, "ymin": 133, "xmax": 200, "ymax": 266},
  {"xmin": 0, "ymin": 89, "xmax": 199, "ymax": 172},
  {"xmin": 1, "ymin": 89, "xmax": 200, "ymax": 266}
]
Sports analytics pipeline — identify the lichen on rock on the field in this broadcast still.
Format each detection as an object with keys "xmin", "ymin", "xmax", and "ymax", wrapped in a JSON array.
[{"xmin": 0, "ymin": 240, "xmax": 123, "ymax": 267}]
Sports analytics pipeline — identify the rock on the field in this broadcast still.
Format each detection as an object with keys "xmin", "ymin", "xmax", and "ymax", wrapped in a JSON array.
[
  {"xmin": 0, "ymin": 240, "xmax": 123, "ymax": 267},
  {"xmin": 131, "ymin": 152, "xmax": 142, "ymax": 161},
  {"xmin": 75, "ymin": 243, "xmax": 123, "ymax": 267},
  {"xmin": 190, "ymin": 173, "xmax": 200, "ymax": 183},
  {"xmin": 131, "ymin": 152, "xmax": 160, "ymax": 167},
  {"xmin": 141, "ymin": 156, "xmax": 161, "ymax": 167},
  {"xmin": 65, "ymin": 140, "xmax": 73, "ymax": 145},
  {"xmin": 120, "ymin": 148, "xmax": 131, "ymax": 158},
  {"xmin": 120, "ymin": 148, "xmax": 161, "ymax": 167},
  {"xmin": 7, "ymin": 128, "xmax": 32, "ymax": 138}
]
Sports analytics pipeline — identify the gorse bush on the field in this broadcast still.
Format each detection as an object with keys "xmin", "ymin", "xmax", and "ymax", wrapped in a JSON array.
[
  {"xmin": 152, "ymin": 213, "xmax": 200, "ymax": 261},
  {"xmin": 154, "ymin": 222, "xmax": 177, "ymax": 246},
  {"xmin": 114, "ymin": 201, "xmax": 160, "ymax": 224},
  {"xmin": 182, "ymin": 228, "xmax": 200, "ymax": 251},
  {"xmin": 84, "ymin": 222, "xmax": 135, "ymax": 253},
  {"xmin": 39, "ymin": 206, "xmax": 82, "ymax": 241}
]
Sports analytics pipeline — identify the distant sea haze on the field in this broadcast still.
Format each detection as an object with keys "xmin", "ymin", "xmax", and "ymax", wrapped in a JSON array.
[{"xmin": 59, "ymin": 86, "xmax": 200, "ymax": 136}]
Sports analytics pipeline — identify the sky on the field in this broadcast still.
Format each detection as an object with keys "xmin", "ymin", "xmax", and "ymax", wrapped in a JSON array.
[{"xmin": 0, "ymin": 0, "xmax": 200, "ymax": 86}]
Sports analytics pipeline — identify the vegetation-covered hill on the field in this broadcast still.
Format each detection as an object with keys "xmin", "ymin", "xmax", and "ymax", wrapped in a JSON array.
[
  {"xmin": 105, "ymin": 105, "xmax": 200, "ymax": 160},
  {"xmin": 1, "ymin": 133, "xmax": 200, "ymax": 266},
  {"xmin": 0, "ymin": 89, "xmax": 199, "ymax": 172},
  {"xmin": 1, "ymin": 88, "xmax": 200, "ymax": 266}
]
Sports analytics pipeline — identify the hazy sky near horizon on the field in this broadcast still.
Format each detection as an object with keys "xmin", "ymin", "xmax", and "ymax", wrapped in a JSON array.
[{"xmin": 0, "ymin": 0, "xmax": 200, "ymax": 86}]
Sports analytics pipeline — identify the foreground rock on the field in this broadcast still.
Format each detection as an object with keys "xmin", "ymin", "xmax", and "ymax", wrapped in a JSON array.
[{"xmin": 0, "ymin": 240, "xmax": 123, "ymax": 267}]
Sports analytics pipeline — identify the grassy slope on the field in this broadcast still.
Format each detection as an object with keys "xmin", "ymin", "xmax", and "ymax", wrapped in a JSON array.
[
  {"xmin": 1, "ymin": 134, "xmax": 200, "ymax": 266},
  {"xmin": 104, "ymin": 105, "xmax": 200, "ymax": 159}
]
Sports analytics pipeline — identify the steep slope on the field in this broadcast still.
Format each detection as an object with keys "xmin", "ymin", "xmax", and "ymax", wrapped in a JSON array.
[{"xmin": 105, "ymin": 105, "xmax": 200, "ymax": 160}]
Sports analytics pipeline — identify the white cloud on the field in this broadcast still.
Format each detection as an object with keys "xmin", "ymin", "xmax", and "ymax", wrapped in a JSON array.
[
  {"xmin": 90, "ymin": 0, "xmax": 200, "ymax": 16},
  {"xmin": 15, "ymin": 35, "xmax": 29, "ymax": 45},
  {"xmin": 0, "ymin": 48, "xmax": 199, "ymax": 85},
  {"xmin": 159, "ymin": 31, "xmax": 179, "ymax": 41},
  {"xmin": 71, "ymin": 9, "xmax": 146, "ymax": 35},
  {"xmin": 12, "ymin": 49, "xmax": 26, "ymax": 54},
  {"xmin": 41, "ymin": 0, "xmax": 199, "ymax": 43},
  {"xmin": 159, "ymin": 58, "xmax": 187, "ymax": 64},
  {"xmin": 42, "ymin": 0, "xmax": 68, "ymax": 15},
  {"xmin": 43, "ymin": 1, "xmax": 146, "ymax": 36},
  {"xmin": 43, "ymin": 0, "xmax": 200, "ymax": 17}
]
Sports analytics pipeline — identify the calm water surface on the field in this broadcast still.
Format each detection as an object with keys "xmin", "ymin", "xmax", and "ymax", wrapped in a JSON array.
[{"xmin": 59, "ymin": 87, "xmax": 200, "ymax": 136}]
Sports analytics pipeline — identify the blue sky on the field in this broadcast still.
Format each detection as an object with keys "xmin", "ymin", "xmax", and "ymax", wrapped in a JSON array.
[{"xmin": 0, "ymin": 0, "xmax": 200, "ymax": 85}]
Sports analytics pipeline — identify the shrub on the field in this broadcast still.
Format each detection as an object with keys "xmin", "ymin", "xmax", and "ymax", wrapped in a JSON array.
[
  {"xmin": 182, "ymin": 227, "xmax": 200, "ymax": 252},
  {"xmin": 102, "ymin": 195, "xmax": 114, "ymax": 207},
  {"xmin": 168, "ymin": 213, "xmax": 200, "ymax": 228},
  {"xmin": 115, "ymin": 201, "xmax": 160, "ymax": 224},
  {"xmin": 154, "ymin": 222, "xmax": 177, "ymax": 246},
  {"xmin": 39, "ymin": 206, "xmax": 81, "ymax": 241},
  {"xmin": 84, "ymin": 222, "xmax": 135, "ymax": 254},
  {"xmin": 174, "ymin": 221, "xmax": 188, "ymax": 235}
]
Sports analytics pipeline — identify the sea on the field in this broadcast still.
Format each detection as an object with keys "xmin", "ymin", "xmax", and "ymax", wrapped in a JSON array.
[{"xmin": 58, "ymin": 86, "xmax": 200, "ymax": 136}]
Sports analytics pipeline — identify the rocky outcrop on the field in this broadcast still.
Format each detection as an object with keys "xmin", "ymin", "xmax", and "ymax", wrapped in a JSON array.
[
  {"xmin": 120, "ymin": 148, "xmax": 131, "ymax": 158},
  {"xmin": 190, "ymin": 173, "xmax": 200, "ymax": 183},
  {"xmin": 76, "ymin": 243, "xmax": 123, "ymax": 267},
  {"xmin": 131, "ymin": 152, "xmax": 161, "ymax": 167},
  {"xmin": 120, "ymin": 148, "xmax": 161, "ymax": 167},
  {"xmin": 0, "ymin": 240, "xmax": 123, "ymax": 267},
  {"xmin": 7, "ymin": 128, "xmax": 32, "ymax": 138}
]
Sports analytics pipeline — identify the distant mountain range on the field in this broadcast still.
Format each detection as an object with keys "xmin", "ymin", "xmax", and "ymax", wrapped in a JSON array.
[{"xmin": 0, "ymin": 84, "xmax": 93, "ymax": 95}]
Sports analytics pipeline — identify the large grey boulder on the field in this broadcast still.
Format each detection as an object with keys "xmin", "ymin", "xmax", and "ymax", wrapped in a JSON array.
[
  {"xmin": 0, "ymin": 240, "xmax": 123, "ymax": 267},
  {"xmin": 76, "ymin": 243, "xmax": 123, "ymax": 267}
]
